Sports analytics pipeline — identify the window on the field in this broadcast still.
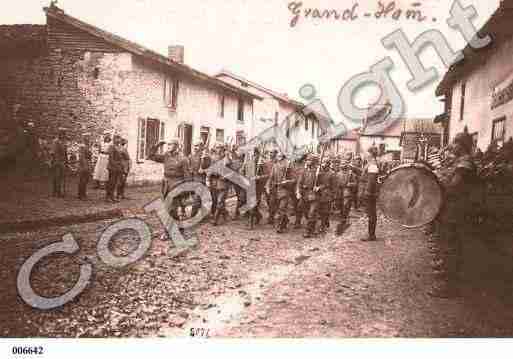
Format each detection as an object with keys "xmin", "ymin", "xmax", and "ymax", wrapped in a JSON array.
[
  {"xmin": 459, "ymin": 82, "xmax": 466, "ymax": 122},
  {"xmin": 164, "ymin": 76, "xmax": 179, "ymax": 109},
  {"xmin": 219, "ymin": 94, "xmax": 225, "ymax": 118},
  {"xmin": 137, "ymin": 118, "xmax": 165, "ymax": 161},
  {"xmin": 216, "ymin": 129, "xmax": 224, "ymax": 143},
  {"xmin": 492, "ymin": 117, "xmax": 506, "ymax": 147},
  {"xmin": 305, "ymin": 117, "xmax": 309, "ymax": 131},
  {"xmin": 236, "ymin": 131, "xmax": 246, "ymax": 146},
  {"xmin": 237, "ymin": 98, "xmax": 244, "ymax": 123},
  {"xmin": 200, "ymin": 126, "xmax": 210, "ymax": 146},
  {"xmin": 471, "ymin": 132, "xmax": 478, "ymax": 152},
  {"xmin": 311, "ymin": 119, "xmax": 315, "ymax": 139}
]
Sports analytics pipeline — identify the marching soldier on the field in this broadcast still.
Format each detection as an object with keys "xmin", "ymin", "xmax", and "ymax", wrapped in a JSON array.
[
  {"xmin": 316, "ymin": 157, "xmax": 335, "ymax": 234},
  {"xmin": 77, "ymin": 133, "xmax": 92, "ymax": 200},
  {"xmin": 296, "ymin": 154, "xmax": 319, "ymax": 238},
  {"xmin": 268, "ymin": 152, "xmax": 296, "ymax": 233},
  {"xmin": 148, "ymin": 138, "xmax": 190, "ymax": 238},
  {"xmin": 230, "ymin": 144, "xmax": 246, "ymax": 220},
  {"xmin": 242, "ymin": 146, "xmax": 266, "ymax": 229},
  {"xmin": 264, "ymin": 149, "xmax": 278, "ymax": 224},
  {"xmin": 291, "ymin": 153, "xmax": 307, "ymax": 228},
  {"xmin": 212, "ymin": 143, "xmax": 231, "ymax": 226},
  {"xmin": 429, "ymin": 130, "xmax": 477, "ymax": 298},
  {"xmin": 337, "ymin": 154, "xmax": 359, "ymax": 235},
  {"xmin": 51, "ymin": 127, "xmax": 68, "ymax": 197},
  {"xmin": 189, "ymin": 141, "xmax": 206, "ymax": 218},
  {"xmin": 351, "ymin": 155, "xmax": 362, "ymax": 210}
]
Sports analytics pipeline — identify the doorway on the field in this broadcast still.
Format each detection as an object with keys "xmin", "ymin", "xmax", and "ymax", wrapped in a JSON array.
[{"xmin": 183, "ymin": 124, "xmax": 193, "ymax": 156}]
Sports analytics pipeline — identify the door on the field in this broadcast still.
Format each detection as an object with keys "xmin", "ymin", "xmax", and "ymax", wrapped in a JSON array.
[{"xmin": 183, "ymin": 124, "xmax": 193, "ymax": 156}]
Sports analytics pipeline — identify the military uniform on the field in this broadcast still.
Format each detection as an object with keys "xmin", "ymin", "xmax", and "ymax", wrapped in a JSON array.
[
  {"xmin": 242, "ymin": 149, "xmax": 266, "ymax": 228},
  {"xmin": 230, "ymin": 149, "xmax": 246, "ymax": 219},
  {"xmin": 334, "ymin": 159, "xmax": 357, "ymax": 235},
  {"xmin": 149, "ymin": 141, "xmax": 190, "ymax": 221},
  {"xmin": 269, "ymin": 156, "xmax": 295, "ymax": 233},
  {"xmin": 297, "ymin": 155, "xmax": 318, "ymax": 238},
  {"xmin": 264, "ymin": 153, "xmax": 278, "ymax": 224},
  {"xmin": 51, "ymin": 133, "xmax": 68, "ymax": 197},
  {"xmin": 213, "ymin": 148, "xmax": 231, "ymax": 225},
  {"xmin": 78, "ymin": 137, "xmax": 92, "ymax": 200},
  {"xmin": 188, "ymin": 144, "xmax": 206, "ymax": 218},
  {"xmin": 430, "ymin": 139, "xmax": 476, "ymax": 298},
  {"xmin": 360, "ymin": 148, "xmax": 380, "ymax": 241},
  {"xmin": 106, "ymin": 138, "xmax": 124, "ymax": 202},
  {"xmin": 316, "ymin": 161, "xmax": 335, "ymax": 233}
]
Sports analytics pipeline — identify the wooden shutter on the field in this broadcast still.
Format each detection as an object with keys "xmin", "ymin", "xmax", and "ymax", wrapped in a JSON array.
[
  {"xmin": 172, "ymin": 79, "xmax": 180, "ymax": 109},
  {"xmin": 160, "ymin": 121, "xmax": 166, "ymax": 154},
  {"xmin": 137, "ymin": 118, "xmax": 147, "ymax": 162}
]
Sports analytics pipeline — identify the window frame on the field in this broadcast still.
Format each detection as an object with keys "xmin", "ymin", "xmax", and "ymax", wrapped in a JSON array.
[
  {"xmin": 491, "ymin": 117, "xmax": 506, "ymax": 147},
  {"xmin": 216, "ymin": 128, "xmax": 225, "ymax": 143},
  {"xmin": 237, "ymin": 98, "xmax": 244, "ymax": 123},
  {"xmin": 164, "ymin": 76, "xmax": 180, "ymax": 109}
]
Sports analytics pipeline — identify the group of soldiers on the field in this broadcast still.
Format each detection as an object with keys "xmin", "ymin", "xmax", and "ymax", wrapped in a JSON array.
[
  {"xmin": 50, "ymin": 129, "xmax": 132, "ymax": 202},
  {"xmin": 149, "ymin": 138, "xmax": 382, "ymax": 241}
]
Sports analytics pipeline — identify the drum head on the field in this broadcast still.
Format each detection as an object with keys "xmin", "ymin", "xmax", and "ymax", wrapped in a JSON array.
[{"xmin": 378, "ymin": 164, "xmax": 443, "ymax": 228}]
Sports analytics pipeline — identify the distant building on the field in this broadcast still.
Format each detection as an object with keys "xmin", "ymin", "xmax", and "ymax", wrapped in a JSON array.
[
  {"xmin": 0, "ymin": 5, "xmax": 261, "ymax": 183},
  {"xmin": 400, "ymin": 118, "xmax": 442, "ymax": 162},
  {"xmin": 436, "ymin": 0, "xmax": 513, "ymax": 151},
  {"xmin": 216, "ymin": 71, "xmax": 320, "ymax": 151}
]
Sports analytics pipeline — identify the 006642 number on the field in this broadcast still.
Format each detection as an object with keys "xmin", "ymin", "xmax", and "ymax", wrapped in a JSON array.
[{"xmin": 12, "ymin": 346, "xmax": 44, "ymax": 355}]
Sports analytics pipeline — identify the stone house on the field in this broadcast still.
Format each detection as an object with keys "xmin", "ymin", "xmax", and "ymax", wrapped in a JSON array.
[
  {"xmin": 215, "ymin": 71, "xmax": 320, "ymax": 151},
  {"xmin": 0, "ymin": 5, "xmax": 260, "ymax": 183},
  {"xmin": 436, "ymin": 0, "xmax": 513, "ymax": 151}
]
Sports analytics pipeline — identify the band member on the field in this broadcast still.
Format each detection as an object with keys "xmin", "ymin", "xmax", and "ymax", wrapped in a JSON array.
[
  {"xmin": 360, "ymin": 146, "xmax": 380, "ymax": 241},
  {"xmin": 291, "ymin": 153, "xmax": 307, "ymax": 228},
  {"xmin": 296, "ymin": 154, "xmax": 319, "ymax": 238},
  {"xmin": 77, "ymin": 133, "xmax": 92, "ymax": 200},
  {"xmin": 268, "ymin": 152, "xmax": 295, "ymax": 233},
  {"xmin": 106, "ymin": 135, "xmax": 124, "ymax": 203},
  {"xmin": 351, "ymin": 155, "xmax": 362, "ymax": 210},
  {"xmin": 117, "ymin": 138, "xmax": 132, "ymax": 200},
  {"xmin": 93, "ymin": 132, "xmax": 111, "ymax": 189},
  {"xmin": 189, "ymin": 141, "xmax": 206, "ymax": 218},
  {"xmin": 264, "ymin": 149, "xmax": 278, "ymax": 224},
  {"xmin": 51, "ymin": 127, "xmax": 68, "ymax": 197},
  {"xmin": 429, "ymin": 130, "xmax": 476, "ymax": 298},
  {"xmin": 230, "ymin": 144, "xmax": 246, "ymax": 220},
  {"xmin": 316, "ymin": 157, "xmax": 335, "ymax": 234},
  {"xmin": 148, "ymin": 138, "xmax": 190, "ymax": 238}
]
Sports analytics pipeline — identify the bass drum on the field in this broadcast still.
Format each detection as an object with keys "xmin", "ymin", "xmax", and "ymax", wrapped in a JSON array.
[{"xmin": 377, "ymin": 163, "xmax": 444, "ymax": 228}]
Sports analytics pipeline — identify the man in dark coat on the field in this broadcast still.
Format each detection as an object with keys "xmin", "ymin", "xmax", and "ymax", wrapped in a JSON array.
[
  {"xmin": 117, "ymin": 138, "xmax": 131, "ymax": 200},
  {"xmin": 51, "ymin": 128, "xmax": 68, "ymax": 197},
  {"xmin": 360, "ymin": 146, "xmax": 380, "ymax": 242},
  {"xmin": 78, "ymin": 133, "xmax": 92, "ymax": 200}
]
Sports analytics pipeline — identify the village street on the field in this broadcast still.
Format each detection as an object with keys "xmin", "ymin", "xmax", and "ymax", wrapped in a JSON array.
[{"xmin": 2, "ymin": 182, "xmax": 513, "ymax": 338}]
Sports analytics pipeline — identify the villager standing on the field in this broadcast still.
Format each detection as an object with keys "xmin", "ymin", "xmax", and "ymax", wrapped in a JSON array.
[
  {"xmin": 429, "ymin": 130, "xmax": 477, "ymax": 298},
  {"xmin": 93, "ymin": 132, "xmax": 111, "ymax": 189},
  {"xmin": 360, "ymin": 146, "xmax": 380, "ymax": 242},
  {"xmin": 77, "ymin": 133, "xmax": 93, "ymax": 200},
  {"xmin": 106, "ymin": 135, "xmax": 124, "ymax": 203},
  {"xmin": 117, "ymin": 138, "xmax": 131, "ymax": 200},
  {"xmin": 50, "ymin": 127, "xmax": 68, "ymax": 197}
]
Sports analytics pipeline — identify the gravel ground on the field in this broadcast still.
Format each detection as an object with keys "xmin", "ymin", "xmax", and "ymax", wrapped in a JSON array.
[{"xmin": 2, "ymin": 204, "xmax": 513, "ymax": 338}]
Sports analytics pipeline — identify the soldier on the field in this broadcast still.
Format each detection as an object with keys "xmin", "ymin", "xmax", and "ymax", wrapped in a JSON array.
[
  {"xmin": 50, "ymin": 127, "xmax": 68, "ymax": 197},
  {"xmin": 264, "ymin": 149, "xmax": 278, "ymax": 224},
  {"xmin": 268, "ymin": 152, "xmax": 296, "ymax": 233},
  {"xmin": 77, "ymin": 133, "xmax": 92, "ymax": 200},
  {"xmin": 188, "ymin": 141, "xmax": 206, "ymax": 218},
  {"xmin": 429, "ymin": 130, "xmax": 477, "ymax": 298},
  {"xmin": 316, "ymin": 157, "xmax": 335, "ymax": 234},
  {"xmin": 105, "ymin": 135, "xmax": 124, "ymax": 203},
  {"xmin": 230, "ymin": 144, "xmax": 246, "ymax": 220},
  {"xmin": 291, "ymin": 153, "xmax": 307, "ymax": 228},
  {"xmin": 360, "ymin": 146, "xmax": 380, "ymax": 242},
  {"xmin": 296, "ymin": 154, "xmax": 319, "ymax": 238},
  {"xmin": 351, "ymin": 155, "xmax": 362, "ymax": 210},
  {"xmin": 148, "ymin": 138, "xmax": 190, "ymax": 238},
  {"xmin": 242, "ymin": 146, "xmax": 266, "ymax": 229},
  {"xmin": 212, "ymin": 143, "xmax": 231, "ymax": 226}
]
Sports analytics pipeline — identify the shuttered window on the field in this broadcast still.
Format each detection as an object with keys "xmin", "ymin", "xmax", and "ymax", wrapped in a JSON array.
[
  {"xmin": 137, "ymin": 118, "xmax": 165, "ymax": 161},
  {"xmin": 137, "ymin": 118, "xmax": 146, "ymax": 162},
  {"xmin": 492, "ymin": 117, "xmax": 506, "ymax": 147}
]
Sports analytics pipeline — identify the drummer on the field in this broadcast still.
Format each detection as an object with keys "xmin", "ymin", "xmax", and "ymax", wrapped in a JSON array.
[{"xmin": 360, "ymin": 145, "xmax": 380, "ymax": 242}]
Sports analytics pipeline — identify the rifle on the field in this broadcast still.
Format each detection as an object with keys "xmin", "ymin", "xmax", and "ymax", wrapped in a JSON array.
[{"xmin": 313, "ymin": 142, "xmax": 328, "ymax": 190}]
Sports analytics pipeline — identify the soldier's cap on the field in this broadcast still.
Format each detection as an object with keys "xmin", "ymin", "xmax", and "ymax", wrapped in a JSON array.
[
  {"xmin": 82, "ymin": 132, "xmax": 91, "ymax": 137},
  {"xmin": 103, "ymin": 130, "xmax": 111, "ymax": 136},
  {"xmin": 194, "ymin": 141, "xmax": 203, "ymax": 147},
  {"xmin": 27, "ymin": 122, "xmax": 34, "ymax": 127},
  {"xmin": 307, "ymin": 154, "xmax": 319, "ymax": 162},
  {"xmin": 453, "ymin": 131, "xmax": 473, "ymax": 153},
  {"xmin": 168, "ymin": 138, "xmax": 180, "ymax": 145},
  {"xmin": 58, "ymin": 127, "xmax": 67, "ymax": 132},
  {"xmin": 368, "ymin": 146, "xmax": 379, "ymax": 156}
]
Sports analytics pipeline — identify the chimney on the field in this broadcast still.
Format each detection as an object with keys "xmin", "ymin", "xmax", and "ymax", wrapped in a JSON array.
[{"xmin": 168, "ymin": 45, "xmax": 184, "ymax": 63}]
